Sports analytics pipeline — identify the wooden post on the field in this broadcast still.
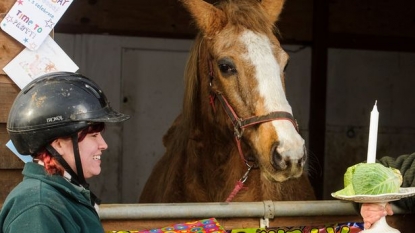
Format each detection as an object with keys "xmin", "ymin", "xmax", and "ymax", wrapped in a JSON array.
[
  {"xmin": 0, "ymin": 0, "xmax": 26, "ymax": 203},
  {"xmin": 308, "ymin": 0, "xmax": 329, "ymax": 200}
]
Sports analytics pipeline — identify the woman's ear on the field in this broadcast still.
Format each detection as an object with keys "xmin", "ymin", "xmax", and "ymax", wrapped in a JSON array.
[{"xmin": 50, "ymin": 138, "xmax": 71, "ymax": 155}]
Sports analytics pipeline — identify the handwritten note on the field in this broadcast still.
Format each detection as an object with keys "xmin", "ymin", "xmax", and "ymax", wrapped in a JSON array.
[{"xmin": 1, "ymin": 0, "xmax": 73, "ymax": 50}]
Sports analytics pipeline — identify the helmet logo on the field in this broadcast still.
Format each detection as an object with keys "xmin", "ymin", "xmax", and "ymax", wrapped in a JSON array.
[{"xmin": 47, "ymin": 115, "xmax": 64, "ymax": 123}]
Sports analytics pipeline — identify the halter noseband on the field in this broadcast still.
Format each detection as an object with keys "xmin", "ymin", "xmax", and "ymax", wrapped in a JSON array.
[{"xmin": 214, "ymin": 92, "xmax": 299, "ymax": 139}]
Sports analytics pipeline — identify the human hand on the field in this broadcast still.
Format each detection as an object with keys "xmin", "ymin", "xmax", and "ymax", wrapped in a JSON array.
[{"xmin": 360, "ymin": 203, "xmax": 394, "ymax": 229}]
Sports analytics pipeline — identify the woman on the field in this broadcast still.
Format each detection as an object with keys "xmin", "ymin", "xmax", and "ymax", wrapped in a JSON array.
[
  {"xmin": 361, "ymin": 153, "xmax": 415, "ymax": 229},
  {"xmin": 0, "ymin": 72, "xmax": 129, "ymax": 232}
]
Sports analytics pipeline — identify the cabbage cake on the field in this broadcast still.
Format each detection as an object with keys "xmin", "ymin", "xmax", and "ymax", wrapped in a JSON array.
[{"xmin": 335, "ymin": 163, "xmax": 403, "ymax": 196}]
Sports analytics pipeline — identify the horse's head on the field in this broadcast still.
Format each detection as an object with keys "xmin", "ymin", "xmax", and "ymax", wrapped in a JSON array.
[{"xmin": 181, "ymin": 0, "xmax": 306, "ymax": 183}]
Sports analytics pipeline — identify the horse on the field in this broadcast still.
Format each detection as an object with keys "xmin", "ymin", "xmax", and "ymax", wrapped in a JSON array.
[{"xmin": 139, "ymin": 0, "xmax": 315, "ymax": 203}]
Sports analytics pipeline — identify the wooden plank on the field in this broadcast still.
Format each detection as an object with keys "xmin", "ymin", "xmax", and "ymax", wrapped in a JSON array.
[
  {"xmin": 0, "ymin": 0, "xmax": 14, "ymax": 15},
  {"xmin": 0, "ymin": 169, "xmax": 22, "ymax": 203},
  {"xmin": 278, "ymin": 0, "xmax": 313, "ymax": 43},
  {"xmin": 0, "ymin": 75, "xmax": 19, "ymax": 123},
  {"xmin": 0, "ymin": 0, "xmax": 25, "ymax": 75},
  {"xmin": 329, "ymin": 33, "xmax": 415, "ymax": 53},
  {"xmin": 329, "ymin": 0, "xmax": 415, "ymax": 39},
  {"xmin": 55, "ymin": 0, "xmax": 314, "ymax": 41},
  {"xmin": 54, "ymin": 0, "xmax": 415, "ymax": 52},
  {"xmin": 0, "ymin": 123, "xmax": 24, "ymax": 169},
  {"xmin": 101, "ymin": 214, "xmax": 415, "ymax": 232}
]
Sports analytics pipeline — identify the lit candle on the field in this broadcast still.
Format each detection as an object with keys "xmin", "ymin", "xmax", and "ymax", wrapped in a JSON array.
[{"xmin": 367, "ymin": 101, "xmax": 379, "ymax": 163}]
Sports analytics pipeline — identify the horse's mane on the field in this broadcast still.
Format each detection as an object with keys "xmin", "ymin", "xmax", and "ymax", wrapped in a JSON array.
[{"xmin": 181, "ymin": 33, "xmax": 202, "ymax": 130}]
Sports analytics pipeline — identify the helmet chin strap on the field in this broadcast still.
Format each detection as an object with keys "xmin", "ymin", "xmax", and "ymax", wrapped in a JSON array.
[
  {"xmin": 70, "ymin": 134, "xmax": 87, "ymax": 188},
  {"xmin": 45, "ymin": 133, "xmax": 101, "ymax": 205}
]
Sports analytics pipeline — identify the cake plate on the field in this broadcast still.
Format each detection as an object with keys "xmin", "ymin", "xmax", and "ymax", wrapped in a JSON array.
[{"xmin": 331, "ymin": 187, "xmax": 415, "ymax": 233}]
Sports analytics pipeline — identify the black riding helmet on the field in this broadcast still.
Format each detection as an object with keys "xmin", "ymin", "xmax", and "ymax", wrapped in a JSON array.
[
  {"xmin": 7, "ymin": 71, "xmax": 129, "ymax": 154},
  {"xmin": 7, "ymin": 72, "xmax": 129, "ymax": 204}
]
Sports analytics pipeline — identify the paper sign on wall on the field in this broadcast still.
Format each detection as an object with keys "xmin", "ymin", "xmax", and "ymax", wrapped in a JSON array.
[
  {"xmin": 3, "ymin": 35, "xmax": 78, "ymax": 89},
  {"xmin": 0, "ymin": 0, "xmax": 73, "ymax": 51}
]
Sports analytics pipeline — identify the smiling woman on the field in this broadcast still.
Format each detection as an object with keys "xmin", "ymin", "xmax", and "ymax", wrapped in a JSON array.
[{"xmin": 0, "ymin": 71, "xmax": 129, "ymax": 233}]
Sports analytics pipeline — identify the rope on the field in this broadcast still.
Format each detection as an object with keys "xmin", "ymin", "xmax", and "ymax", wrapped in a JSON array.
[
  {"xmin": 225, "ymin": 180, "xmax": 245, "ymax": 202},
  {"xmin": 225, "ymin": 162, "xmax": 253, "ymax": 202}
]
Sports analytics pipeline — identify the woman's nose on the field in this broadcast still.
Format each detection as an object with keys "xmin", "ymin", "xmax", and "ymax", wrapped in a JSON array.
[{"xmin": 98, "ymin": 134, "xmax": 108, "ymax": 150}]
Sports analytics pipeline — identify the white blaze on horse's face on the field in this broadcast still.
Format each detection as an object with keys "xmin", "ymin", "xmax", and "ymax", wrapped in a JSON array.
[{"xmin": 240, "ymin": 30, "xmax": 306, "ymax": 181}]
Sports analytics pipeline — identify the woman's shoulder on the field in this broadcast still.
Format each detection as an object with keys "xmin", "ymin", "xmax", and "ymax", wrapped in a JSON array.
[{"xmin": 5, "ymin": 178, "xmax": 68, "ymax": 206}]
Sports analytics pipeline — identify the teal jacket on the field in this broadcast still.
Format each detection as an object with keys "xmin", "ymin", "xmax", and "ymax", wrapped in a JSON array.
[
  {"xmin": 378, "ymin": 153, "xmax": 415, "ymax": 212},
  {"xmin": 0, "ymin": 162, "xmax": 104, "ymax": 233}
]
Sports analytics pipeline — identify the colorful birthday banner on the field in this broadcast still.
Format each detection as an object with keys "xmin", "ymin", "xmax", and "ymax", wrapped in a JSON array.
[
  {"xmin": 107, "ymin": 218, "xmax": 226, "ymax": 233},
  {"xmin": 106, "ymin": 220, "xmax": 364, "ymax": 233},
  {"xmin": 1, "ymin": 0, "xmax": 73, "ymax": 51}
]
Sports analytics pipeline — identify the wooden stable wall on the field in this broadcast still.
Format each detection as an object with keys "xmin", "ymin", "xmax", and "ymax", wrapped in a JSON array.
[{"xmin": 0, "ymin": 0, "xmax": 25, "ymax": 203}]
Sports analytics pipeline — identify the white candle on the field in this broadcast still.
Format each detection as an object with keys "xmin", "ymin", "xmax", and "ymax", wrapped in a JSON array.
[{"xmin": 367, "ymin": 101, "xmax": 379, "ymax": 163}]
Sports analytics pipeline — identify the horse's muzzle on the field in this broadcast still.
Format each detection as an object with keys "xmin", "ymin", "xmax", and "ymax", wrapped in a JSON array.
[{"xmin": 271, "ymin": 143, "xmax": 307, "ymax": 175}]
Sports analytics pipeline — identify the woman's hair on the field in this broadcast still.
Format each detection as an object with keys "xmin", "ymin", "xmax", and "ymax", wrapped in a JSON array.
[{"xmin": 34, "ymin": 123, "xmax": 106, "ymax": 175}]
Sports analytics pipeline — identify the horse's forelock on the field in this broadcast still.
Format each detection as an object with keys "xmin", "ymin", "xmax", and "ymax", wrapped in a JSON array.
[{"xmin": 218, "ymin": 0, "xmax": 276, "ymax": 34}]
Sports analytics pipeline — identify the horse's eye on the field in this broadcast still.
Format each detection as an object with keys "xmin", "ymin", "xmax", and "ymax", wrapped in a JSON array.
[{"xmin": 217, "ymin": 63, "xmax": 237, "ymax": 77}]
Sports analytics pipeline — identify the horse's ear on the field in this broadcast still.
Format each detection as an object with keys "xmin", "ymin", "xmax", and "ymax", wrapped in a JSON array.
[
  {"xmin": 180, "ymin": 0, "xmax": 226, "ymax": 37},
  {"xmin": 260, "ymin": 0, "xmax": 286, "ymax": 23}
]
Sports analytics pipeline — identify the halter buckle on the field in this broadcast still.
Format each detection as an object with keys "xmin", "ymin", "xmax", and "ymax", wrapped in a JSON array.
[
  {"xmin": 234, "ymin": 125, "xmax": 244, "ymax": 139},
  {"xmin": 240, "ymin": 163, "xmax": 253, "ymax": 183}
]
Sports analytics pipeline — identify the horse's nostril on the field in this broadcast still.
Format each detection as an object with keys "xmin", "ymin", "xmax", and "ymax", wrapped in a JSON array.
[{"xmin": 272, "ymin": 148, "xmax": 287, "ymax": 170}]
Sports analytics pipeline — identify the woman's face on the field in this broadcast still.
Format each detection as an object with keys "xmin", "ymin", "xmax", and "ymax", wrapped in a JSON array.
[{"xmin": 52, "ymin": 131, "xmax": 108, "ymax": 179}]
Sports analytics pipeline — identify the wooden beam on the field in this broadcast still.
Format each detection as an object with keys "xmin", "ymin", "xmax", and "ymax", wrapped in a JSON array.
[
  {"xmin": 329, "ymin": 33, "xmax": 415, "ymax": 52},
  {"xmin": 309, "ymin": 0, "xmax": 329, "ymax": 200},
  {"xmin": 53, "ymin": 0, "xmax": 415, "ymax": 52},
  {"xmin": 55, "ymin": 0, "xmax": 314, "ymax": 41}
]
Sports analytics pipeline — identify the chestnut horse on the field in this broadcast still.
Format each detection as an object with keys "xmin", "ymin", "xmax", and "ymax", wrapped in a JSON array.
[{"xmin": 139, "ymin": 0, "xmax": 315, "ymax": 203}]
